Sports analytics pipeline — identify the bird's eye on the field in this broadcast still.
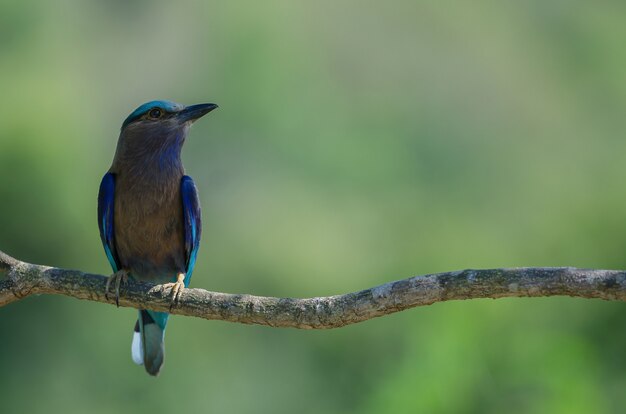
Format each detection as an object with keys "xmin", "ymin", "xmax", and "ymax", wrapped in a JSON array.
[{"xmin": 148, "ymin": 108, "xmax": 162, "ymax": 119}]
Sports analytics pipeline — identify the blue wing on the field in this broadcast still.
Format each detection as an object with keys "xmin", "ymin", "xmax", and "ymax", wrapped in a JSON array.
[
  {"xmin": 98, "ymin": 172, "xmax": 120, "ymax": 272},
  {"xmin": 181, "ymin": 175, "xmax": 202, "ymax": 286}
]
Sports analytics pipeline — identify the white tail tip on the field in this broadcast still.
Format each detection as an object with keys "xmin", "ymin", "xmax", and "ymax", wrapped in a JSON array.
[{"xmin": 131, "ymin": 331, "xmax": 144, "ymax": 365}]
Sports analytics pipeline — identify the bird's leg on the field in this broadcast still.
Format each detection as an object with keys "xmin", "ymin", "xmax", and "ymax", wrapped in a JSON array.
[
  {"xmin": 105, "ymin": 269, "xmax": 129, "ymax": 307},
  {"xmin": 161, "ymin": 273, "xmax": 186, "ymax": 310}
]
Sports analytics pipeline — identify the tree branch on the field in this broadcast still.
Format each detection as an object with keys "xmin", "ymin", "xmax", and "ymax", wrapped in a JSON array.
[{"xmin": 1, "ymin": 249, "xmax": 625, "ymax": 329}]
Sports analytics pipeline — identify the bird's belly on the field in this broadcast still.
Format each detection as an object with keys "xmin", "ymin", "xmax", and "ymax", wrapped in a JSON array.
[{"xmin": 114, "ymin": 196, "xmax": 186, "ymax": 283}]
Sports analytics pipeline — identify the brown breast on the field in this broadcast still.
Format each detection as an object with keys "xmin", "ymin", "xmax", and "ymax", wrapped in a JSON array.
[{"xmin": 113, "ymin": 171, "xmax": 186, "ymax": 282}]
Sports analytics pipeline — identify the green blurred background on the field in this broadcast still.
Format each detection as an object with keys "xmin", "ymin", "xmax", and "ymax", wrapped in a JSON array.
[{"xmin": 1, "ymin": 1, "xmax": 626, "ymax": 413}]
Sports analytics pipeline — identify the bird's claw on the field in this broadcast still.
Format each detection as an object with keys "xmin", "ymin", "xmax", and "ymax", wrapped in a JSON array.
[
  {"xmin": 162, "ymin": 273, "xmax": 186, "ymax": 311},
  {"xmin": 105, "ymin": 269, "xmax": 128, "ymax": 307}
]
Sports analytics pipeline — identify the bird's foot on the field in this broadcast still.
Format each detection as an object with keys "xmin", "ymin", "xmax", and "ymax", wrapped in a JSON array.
[
  {"xmin": 162, "ymin": 273, "xmax": 186, "ymax": 311},
  {"xmin": 105, "ymin": 269, "xmax": 129, "ymax": 307}
]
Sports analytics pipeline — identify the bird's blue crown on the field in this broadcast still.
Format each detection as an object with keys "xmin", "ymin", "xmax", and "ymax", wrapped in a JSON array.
[{"xmin": 122, "ymin": 100, "xmax": 184, "ymax": 129}]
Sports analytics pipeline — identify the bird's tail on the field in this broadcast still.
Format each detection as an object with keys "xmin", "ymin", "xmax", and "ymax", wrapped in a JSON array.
[{"xmin": 132, "ymin": 310, "xmax": 169, "ymax": 376}]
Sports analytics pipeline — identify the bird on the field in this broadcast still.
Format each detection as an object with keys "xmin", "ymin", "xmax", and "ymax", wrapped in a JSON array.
[{"xmin": 97, "ymin": 100, "xmax": 217, "ymax": 376}]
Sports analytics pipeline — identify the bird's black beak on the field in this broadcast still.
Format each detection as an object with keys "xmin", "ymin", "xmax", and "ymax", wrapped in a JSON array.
[{"xmin": 178, "ymin": 103, "xmax": 218, "ymax": 123}]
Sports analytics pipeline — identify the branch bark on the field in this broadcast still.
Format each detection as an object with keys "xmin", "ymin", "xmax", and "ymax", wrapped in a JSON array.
[{"xmin": 1, "ymin": 249, "xmax": 625, "ymax": 329}]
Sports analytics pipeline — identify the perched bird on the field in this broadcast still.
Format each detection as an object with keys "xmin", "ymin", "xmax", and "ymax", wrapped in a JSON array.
[{"xmin": 97, "ymin": 100, "xmax": 217, "ymax": 376}]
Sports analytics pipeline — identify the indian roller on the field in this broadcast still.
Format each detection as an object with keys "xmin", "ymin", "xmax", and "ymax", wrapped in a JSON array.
[{"xmin": 97, "ymin": 100, "xmax": 217, "ymax": 376}]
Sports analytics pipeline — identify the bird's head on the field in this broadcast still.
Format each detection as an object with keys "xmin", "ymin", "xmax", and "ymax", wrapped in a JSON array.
[
  {"xmin": 121, "ymin": 100, "xmax": 218, "ymax": 131},
  {"xmin": 114, "ymin": 100, "xmax": 218, "ymax": 166}
]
